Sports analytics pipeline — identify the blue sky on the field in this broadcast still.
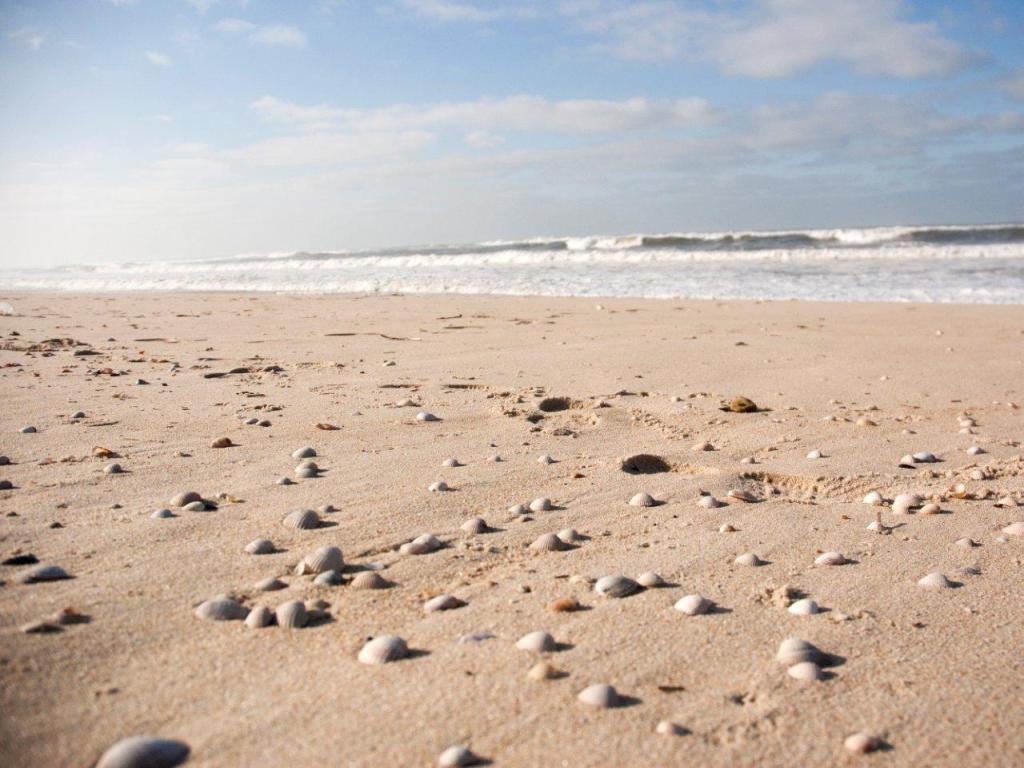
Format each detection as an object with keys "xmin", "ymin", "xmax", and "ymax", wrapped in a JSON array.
[{"xmin": 1, "ymin": 0, "xmax": 1022, "ymax": 267}]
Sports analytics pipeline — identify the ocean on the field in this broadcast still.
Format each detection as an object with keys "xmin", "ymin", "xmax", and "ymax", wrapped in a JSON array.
[{"xmin": 3, "ymin": 223, "xmax": 1023, "ymax": 303}]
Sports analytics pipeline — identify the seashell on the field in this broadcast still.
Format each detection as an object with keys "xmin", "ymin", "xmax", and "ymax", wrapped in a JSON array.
[
  {"xmin": 577, "ymin": 683, "xmax": 620, "ymax": 708},
  {"xmin": 292, "ymin": 446, "xmax": 316, "ymax": 459},
  {"xmin": 529, "ymin": 497, "xmax": 552, "ymax": 512},
  {"xmin": 416, "ymin": 411, "xmax": 438, "ymax": 422},
  {"xmin": 151, "ymin": 508, "xmax": 174, "ymax": 519},
  {"xmin": 954, "ymin": 537, "xmax": 978, "ymax": 548},
  {"xmin": 282, "ymin": 509, "xmax": 321, "ymax": 529},
  {"xmin": 461, "ymin": 517, "xmax": 488, "ymax": 534},
  {"xmin": 194, "ymin": 596, "xmax": 247, "ymax": 621},
  {"xmin": 428, "ymin": 480, "xmax": 449, "ymax": 492},
  {"xmin": 966, "ymin": 445, "xmax": 984, "ymax": 455},
  {"xmin": 508, "ymin": 503, "xmax": 528, "ymax": 515},
  {"xmin": 550, "ymin": 597, "xmax": 581, "ymax": 612},
  {"xmin": 20, "ymin": 426, "xmax": 37, "ymax": 433},
  {"xmin": 844, "ymin": 733, "xmax": 881, "ymax": 755},
  {"xmin": 814, "ymin": 551, "xmax": 847, "ymax": 566},
  {"xmin": 295, "ymin": 462, "xmax": 319, "ymax": 478},
  {"xmin": 655, "ymin": 720, "xmax": 687, "ymax": 736},
  {"xmin": 719, "ymin": 523, "xmax": 737, "ymax": 533},
  {"xmin": 636, "ymin": 572, "xmax": 664, "ymax": 588},
  {"xmin": 698, "ymin": 494, "xmax": 722, "ymax": 509},
  {"xmin": 516, "ymin": 630, "xmax": 556, "ymax": 652},
  {"xmin": 892, "ymin": 493, "xmax": 921, "ymax": 514},
  {"xmin": 1001, "ymin": 522, "xmax": 1024, "ymax": 537},
  {"xmin": 776, "ymin": 637, "xmax": 822, "ymax": 666},
  {"xmin": 629, "ymin": 492, "xmax": 656, "ymax": 507},
  {"xmin": 919, "ymin": 503, "xmax": 941, "ymax": 515},
  {"xmin": 351, "ymin": 571, "xmax": 389, "ymax": 590},
  {"xmin": 968, "ymin": 468, "xmax": 987, "ymax": 481},
  {"xmin": 424, "ymin": 594, "xmax": 464, "ymax": 613},
  {"xmin": 437, "ymin": 745, "xmax": 483, "ymax": 767},
  {"xmin": 959, "ymin": 417, "xmax": 976, "ymax": 428},
  {"xmin": 739, "ymin": 456, "xmax": 755, "ymax": 464},
  {"xmin": 276, "ymin": 477, "xmax": 294, "ymax": 486},
  {"xmin": 727, "ymin": 396, "xmax": 757, "ymax": 413},
  {"xmin": 692, "ymin": 441, "xmax": 714, "ymax": 452},
  {"xmin": 674, "ymin": 594, "xmax": 711, "ymax": 615},
  {"xmin": 917, "ymin": 572, "xmax": 952, "ymax": 589},
  {"xmin": 245, "ymin": 539, "xmax": 275, "ymax": 555},
  {"xmin": 95, "ymin": 736, "xmax": 190, "ymax": 768},
  {"xmin": 806, "ymin": 450, "xmax": 823, "ymax": 460},
  {"xmin": 358, "ymin": 635, "xmax": 408, "ymax": 664},
  {"xmin": 556, "ymin": 528, "xmax": 583, "ymax": 543},
  {"xmin": 862, "ymin": 491, "xmax": 884, "ymax": 505},
  {"xmin": 275, "ymin": 600, "xmax": 308, "ymax": 628},
  {"xmin": 994, "ymin": 496, "xmax": 1019, "ymax": 509},
  {"xmin": 182, "ymin": 501, "xmax": 206, "ymax": 512},
  {"xmin": 400, "ymin": 533, "xmax": 441, "ymax": 555},
  {"xmin": 950, "ymin": 483, "xmax": 970, "ymax": 499},
  {"xmin": 442, "ymin": 458, "xmax": 461, "ymax": 467},
  {"xmin": 787, "ymin": 661, "xmax": 823, "ymax": 682},
  {"xmin": 313, "ymin": 570, "xmax": 343, "ymax": 586},
  {"xmin": 15, "ymin": 564, "xmax": 71, "ymax": 583},
  {"xmin": 898, "ymin": 454, "xmax": 916, "ymax": 468},
  {"xmin": 822, "ymin": 415, "xmax": 836, "ymax": 422},
  {"xmin": 530, "ymin": 533, "xmax": 569, "ymax": 552},
  {"xmin": 537, "ymin": 454, "xmax": 554, "ymax": 465},
  {"xmin": 527, "ymin": 660, "xmax": 559, "ymax": 681},
  {"xmin": 855, "ymin": 416, "xmax": 877, "ymax": 427},
  {"xmin": 301, "ymin": 545, "xmax": 344, "ymax": 574},
  {"xmin": 396, "ymin": 398, "xmax": 417, "ymax": 407},
  {"xmin": 595, "ymin": 575, "xmax": 641, "ymax": 598},
  {"xmin": 103, "ymin": 463, "xmax": 123, "ymax": 474},
  {"xmin": 733, "ymin": 552, "xmax": 763, "ymax": 567},
  {"xmin": 255, "ymin": 576, "xmax": 287, "ymax": 591},
  {"xmin": 306, "ymin": 598, "xmax": 330, "ymax": 613},
  {"xmin": 210, "ymin": 437, "xmax": 233, "ymax": 448},
  {"xmin": 727, "ymin": 489, "xmax": 757, "ymax": 503},
  {"xmin": 71, "ymin": 411, "xmax": 85, "ymax": 419},
  {"xmin": 170, "ymin": 491, "xmax": 201, "ymax": 507},
  {"xmin": 245, "ymin": 605, "xmax": 273, "ymax": 629},
  {"xmin": 787, "ymin": 598, "xmax": 819, "ymax": 616},
  {"xmin": 913, "ymin": 451, "xmax": 937, "ymax": 463}
]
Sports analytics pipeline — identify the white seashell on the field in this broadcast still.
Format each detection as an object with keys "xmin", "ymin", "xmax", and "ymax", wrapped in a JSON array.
[
  {"xmin": 733, "ymin": 552, "xmax": 763, "ymax": 567},
  {"xmin": 674, "ymin": 594, "xmax": 711, "ymax": 615},
  {"xmin": 913, "ymin": 451, "xmax": 937, "ymax": 463},
  {"xmin": 461, "ymin": 517, "xmax": 488, "ymax": 534},
  {"xmin": 968, "ymin": 468, "xmax": 987, "ymax": 481},
  {"xmin": 151, "ymin": 509, "xmax": 174, "ymax": 519},
  {"xmin": 302, "ymin": 545, "xmax": 344, "ymax": 574},
  {"xmin": 844, "ymin": 733, "xmax": 881, "ymax": 755},
  {"xmin": 170, "ymin": 491, "xmax": 201, "ymax": 507},
  {"xmin": 954, "ymin": 537, "xmax": 978, "ymax": 548},
  {"xmin": 1001, "ymin": 522, "xmax": 1024, "ymax": 536},
  {"xmin": 776, "ymin": 637, "xmax": 822, "ymax": 666},
  {"xmin": 245, "ymin": 539, "xmax": 275, "ymax": 555},
  {"xmin": 892, "ymin": 493, "xmax": 921, "ymax": 514},
  {"xmin": 966, "ymin": 446, "xmax": 984, "ymax": 455},
  {"xmin": 862, "ymin": 491, "xmax": 884, "ymax": 505},
  {"xmin": 276, "ymin": 477, "xmax": 293, "ymax": 486},
  {"xmin": 351, "ymin": 571, "xmax": 388, "ymax": 589},
  {"xmin": 919, "ymin": 503, "xmax": 941, "ymax": 515},
  {"xmin": 629, "ymin": 492, "xmax": 656, "ymax": 507},
  {"xmin": 636, "ymin": 572, "xmax": 664, "ymax": 588},
  {"xmin": 291, "ymin": 446, "xmax": 316, "ymax": 459},
  {"xmin": 529, "ymin": 497, "xmax": 552, "ymax": 512},
  {"xmin": 358, "ymin": 635, "xmax": 408, "ymax": 664},
  {"xmin": 698, "ymin": 494, "xmax": 722, "ymax": 509},
  {"xmin": 282, "ymin": 509, "xmax": 321, "ymax": 529},
  {"xmin": 527, "ymin": 661, "xmax": 559, "ymax": 681},
  {"xmin": 556, "ymin": 528, "xmax": 583, "ymax": 543},
  {"xmin": 814, "ymin": 551, "xmax": 847, "ymax": 566},
  {"xmin": 416, "ymin": 411, "xmax": 438, "ymax": 422},
  {"xmin": 437, "ymin": 745, "xmax": 482, "ymax": 767},
  {"xmin": 103, "ymin": 463, "xmax": 123, "ymax": 474},
  {"xmin": 994, "ymin": 496, "xmax": 1019, "ymax": 509},
  {"xmin": 508, "ymin": 503, "xmax": 528, "ymax": 515},
  {"xmin": 442, "ymin": 458, "xmax": 461, "ymax": 467},
  {"xmin": 295, "ymin": 461, "xmax": 319, "ymax": 478},
  {"xmin": 739, "ymin": 456, "xmax": 755, "ymax": 464},
  {"xmin": 400, "ymin": 533, "xmax": 441, "ymax": 555},
  {"xmin": 787, "ymin": 598, "xmax": 819, "ymax": 616},
  {"xmin": 537, "ymin": 454, "xmax": 554, "ymax": 464},
  {"xmin": 787, "ymin": 661, "xmax": 823, "ymax": 682},
  {"xmin": 655, "ymin": 720, "xmax": 687, "ymax": 736},
  {"xmin": 577, "ymin": 683, "xmax": 620, "ymax": 708},
  {"xmin": 806, "ymin": 450, "xmax": 823, "ymax": 460},
  {"xmin": 396, "ymin": 398, "xmax": 417, "ymax": 407},
  {"xmin": 692, "ymin": 441, "xmax": 714, "ymax": 452},
  {"xmin": 516, "ymin": 630, "xmax": 556, "ymax": 652},
  {"xmin": 194, "ymin": 596, "xmax": 247, "ymax": 621},
  {"xmin": 16, "ymin": 564, "xmax": 71, "ymax": 584},
  {"xmin": 595, "ymin": 575, "xmax": 641, "ymax": 598},
  {"xmin": 428, "ymin": 480, "xmax": 449, "ymax": 492},
  {"xmin": 530, "ymin": 533, "xmax": 569, "ymax": 552},
  {"xmin": 313, "ymin": 570, "xmax": 343, "ymax": 586},
  {"xmin": 917, "ymin": 572, "xmax": 952, "ymax": 589},
  {"xmin": 898, "ymin": 454, "xmax": 916, "ymax": 468},
  {"xmin": 275, "ymin": 600, "xmax": 308, "ymax": 628},
  {"xmin": 182, "ymin": 501, "xmax": 206, "ymax": 512},
  {"xmin": 95, "ymin": 736, "xmax": 190, "ymax": 768},
  {"xmin": 719, "ymin": 523, "xmax": 737, "ymax": 533},
  {"xmin": 727, "ymin": 489, "xmax": 757, "ymax": 503},
  {"xmin": 245, "ymin": 605, "xmax": 273, "ymax": 629},
  {"xmin": 424, "ymin": 594, "xmax": 464, "ymax": 613}
]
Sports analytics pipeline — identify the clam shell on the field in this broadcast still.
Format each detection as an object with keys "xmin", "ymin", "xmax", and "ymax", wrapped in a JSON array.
[
  {"xmin": 282, "ymin": 509, "xmax": 320, "ymax": 530},
  {"xmin": 245, "ymin": 605, "xmax": 274, "ymax": 629},
  {"xmin": 787, "ymin": 661, "xmax": 823, "ymax": 682},
  {"xmin": 400, "ymin": 533, "xmax": 441, "ymax": 555},
  {"xmin": 898, "ymin": 454, "xmax": 916, "ymax": 468},
  {"xmin": 577, "ymin": 683, "xmax": 620, "ymax": 708},
  {"xmin": 302, "ymin": 545, "xmax": 344, "ymax": 574},
  {"xmin": 913, "ymin": 451, "xmax": 937, "ymax": 463},
  {"xmin": 917, "ymin": 572, "xmax": 952, "ymax": 589},
  {"xmin": 814, "ymin": 551, "xmax": 847, "ymax": 566},
  {"xmin": 255, "ymin": 577, "xmax": 287, "ymax": 591},
  {"xmin": 727, "ymin": 489, "xmax": 757, "ymax": 503},
  {"xmin": 245, "ymin": 539, "xmax": 275, "ymax": 555},
  {"xmin": 169, "ymin": 491, "xmax": 201, "ymax": 507},
  {"xmin": 674, "ymin": 594, "xmax": 711, "ymax": 615},
  {"xmin": 636, "ymin": 572, "xmax": 664, "ymax": 588},
  {"xmin": 424, "ymin": 594, "xmax": 464, "ymax": 613},
  {"xmin": 15, "ymin": 564, "xmax": 71, "ymax": 583},
  {"xmin": 291, "ymin": 446, "xmax": 316, "ymax": 459},
  {"xmin": 530, "ymin": 533, "xmax": 569, "ymax": 552},
  {"xmin": 776, "ymin": 637, "xmax": 821, "ymax": 666},
  {"xmin": 437, "ymin": 745, "xmax": 482, "ymax": 767},
  {"xmin": 295, "ymin": 462, "xmax": 319, "ymax": 478},
  {"xmin": 629, "ymin": 492, "xmax": 656, "ymax": 507},
  {"xmin": 529, "ymin": 497, "xmax": 552, "ymax": 512},
  {"xmin": 95, "ymin": 736, "xmax": 190, "ymax": 768},
  {"xmin": 461, "ymin": 517, "xmax": 488, "ymax": 534},
  {"xmin": 966, "ymin": 445, "xmax": 984, "ymax": 455},
  {"xmin": 194, "ymin": 596, "xmax": 247, "ymax": 621},
  {"xmin": 313, "ymin": 570, "xmax": 343, "ymax": 586},
  {"xmin": 787, "ymin": 598, "xmax": 819, "ymax": 616},
  {"xmin": 1002, "ymin": 522, "xmax": 1024, "ymax": 536},
  {"xmin": 516, "ymin": 630, "xmax": 556, "ymax": 652},
  {"xmin": 862, "ymin": 491, "xmax": 884, "ymax": 505},
  {"xmin": 351, "ymin": 571, "xmax": 389, "ymax": 590},
  {"xmin": 594, "ymin": 575, "xmax": 641, "ymax": 598},
  {"xmin": 892, "ymin": 493, "xmax": 921, "ymax": 514},
  {"xmin": 733, "ymin": 553, "xmax": 763, "ymax": 567},
  {"xmin": 358, "ymin": 635, "xmax": 408, "ymax": 664},
  {"xmin": 844, "ymin": 733, "xmax": 881, "ymax": 755},
  {"xmin": 275, "ymin": 600, "xmax": 308, "ymax": 628}
]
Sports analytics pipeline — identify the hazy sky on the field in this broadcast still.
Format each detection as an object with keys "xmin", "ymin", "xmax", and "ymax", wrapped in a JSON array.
[{"xmin": 1, "ymin": 0, "xmax": 1023, "ymax": 267}]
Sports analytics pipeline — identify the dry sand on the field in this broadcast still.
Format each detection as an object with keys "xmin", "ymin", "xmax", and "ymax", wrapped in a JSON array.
[{"xmin": 1, "ymin": 292, "xmax": 1023, "ymax": 767}]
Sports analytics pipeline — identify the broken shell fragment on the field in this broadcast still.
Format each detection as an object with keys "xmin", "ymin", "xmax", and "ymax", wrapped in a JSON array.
[
  {"xmin": 727, "ymin": 489, "xmax": 757, "ymax": 503},
  {"xmin": 892, "ymin": 493, "xmax": 921, "ymax": 515},
  {"xmin": 400, "ymin": 533, "xmax": 441, "ymax": 555},
  {"xmin": 1001, "ymin": 522, "xmax": 1024, "ymax": 536}
]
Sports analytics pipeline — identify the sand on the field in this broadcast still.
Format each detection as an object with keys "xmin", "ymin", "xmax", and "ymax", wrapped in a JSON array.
[{"xmin": 1, "ymin": 292, "xmax": 1022, "ymax": 767}]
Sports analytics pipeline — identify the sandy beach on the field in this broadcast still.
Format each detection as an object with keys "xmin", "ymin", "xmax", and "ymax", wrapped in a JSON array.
[{"xmin": 1, "ymin": 291, "xmax": 1022, "ymax": 767}]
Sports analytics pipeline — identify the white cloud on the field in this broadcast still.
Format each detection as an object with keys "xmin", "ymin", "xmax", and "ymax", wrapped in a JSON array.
[
  {"xmin": 465, "ymin": 130, "xmax": 505, "ymax": 148},
  {"xmin": 213, "ymin": 19, "xmax": 307, "ymax": 47},
  {"xmin": 402, "ymin": 0, "xmax": 536, "ymax": 22},
  {"xmin": 213, "ymin": 17, "xmax": 253, "ymax": 33},
  {"xmin": 186, "ymin": 0, "xmax": 220, "ymax": 13},
  {"xmin": 145, "ymin": 50, "xmax": 172, "ymax": 66},
  {"xmin": 999, "ymin": 69, "xmax": 1024, "ymax": 101},
  {"xmin": 6, "ymin": 27, "xmax": 45, "ymax": 50},
  {"xmin": 227, "ymin": 131, "xmax": 434, "ymax": 166},
  {"xmin": 154, "ymin": 114, "xmax": 174, "ymax": 123}
]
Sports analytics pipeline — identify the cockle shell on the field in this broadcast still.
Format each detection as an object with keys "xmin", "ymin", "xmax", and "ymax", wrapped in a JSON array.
[
  {"xmin": 16, "ymin": 564, "xmax": 71, "ymax": 583},
  {"xmin": 577, "ymin": 684, "xmax": 620, "ymax": 708},
  {"xmin": 917, "ymin": 572, "xmax": 952, "ymax": 589},
  {"xmin": 245, "ymin": 605, "xmax": 273, "ymax": 629},
  {"xmin": 594, "ymin": 575, "xmax": 641, "ymax": 598},
  {"xmin": 424, "ymin": 594, "xmax": 464, "ymax": 613},
  {"xmin": 788, "ymin": 598, "xmax": 819, "ymax": 616},
  {"xmin": 674, "ymin": 594, "xmax": 711, "ymax": 615},
  {"xmin": 892, "ymin": 493, "xmax": 921, "ymax": 514},
  {"xmin": 351, "ymin": 571, "xmax": 389, "ymax": 590},
  {"xmin": 245, "ymin": 539, "xmax": 275, "ymax": 555},
  {"xmin": 194, "ymin": 596, "xmax": 247, "ymax": 621},
  {"xmin": 530, "ymin": 533, "xmax": 570, "ymax": 552},
  {"xmin": 400, "ymin": 533, "xmax": 441, "ymax": 555},
  {"xmin": 298, "ymin": 545, "xmax": 344, "ymax": 574},
  {"xmin": 95, "ymin": 736, "xmax": 190, "ymax": 768},
  {"xmin": 275, "ymin": 600, "xmax": 308, "ymax": 628},
  {"xmin": 629, "ymin": 492, "xmax": 656, "ymax": 507},
  {"xmin": 516, "ymin": 630, "xmax": 556, "ymax": 652},
  {"xmin": 255, "ymin": 577, "xmax": 286, "ymax": 591},
  {"xmin": 292, "ymin": 446, "xmax": 316, "ymax": 459},
  {"xmin": 787, "ymin": 661, "xmax": 823, "ymax": 682},
  {"xmin": 295, "ymin": 462, "xmax": 319, "ymax": 478},
  {"xmin": 636, "ymin": 572, "xmax": 664, "ymax": 587},
  {"xmin": 733, "ymin": 553, "xmax": 763, "ymax": 567},
  {"xmin": 814, "ymin": 551, "xmax": 847, "ymax": 566},
  {"xmin": 358, "ymin": 635, "xmax": 408, "ymax": 664},
  {"xmin": 529, "ymin": 497, "xmax": 552, "ymax": 512},
  {"xmin": 776, "ymin": 637, "xmax": 822, "ymax": 666},
  {"xmin": 1002, "ymin": 521, "xmax": 1024, "ymax": 536},
  {"xmin": 170, "ymin": 491, "xmax": 201, "ymax": 507},
  {"xmin": 461, "ymin": 517, "xmax": 488, "ymax": 534},
  {"xmin": 437, "ymin": 745, "xmax": 482, "ymax": 767},
  {"xmin": 727, "ymin": 489, "xmax": 757, "ymax": 503},
  {"xmin": 862, "ymin": 491, "xmax": 884, "ymax": 505},
  {"xmin": 282, "ymin": 509, "xmax": 320, "ymax": 529},
  {"xmin": 428, "ymin": 480, "xmax": 449, "ymax": 492}
]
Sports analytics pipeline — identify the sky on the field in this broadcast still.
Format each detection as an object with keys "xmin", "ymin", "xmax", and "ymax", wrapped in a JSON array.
[{"xmin": 1, "ymin": 0, "xmax": 1023, "ymax": 268}]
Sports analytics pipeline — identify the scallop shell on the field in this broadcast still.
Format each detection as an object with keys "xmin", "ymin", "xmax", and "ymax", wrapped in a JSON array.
[
  {"xmin": 15, "ymin": 564, "xmax": 71, "ymax": 583},
  {"xmin": 300, "ymin": 545, "xmax": 344, "ymax": 574},
  {"xmin": 295, "ymin": 462, "xmax": 319, "ymax": 478},
  {"xmin": 733, "ymin": 553, "xmax": 763, "ymax": 567},
  {"xmin": 577, "ymin": 683, "xmax": 620, "ymax": 708},
  {"xmin": 892, "ymin": 493, "xmax": 921, "ymax": 514},
  {"xmin": 437, "ymin": 745, "xmax": 482, "ymax": 767},
  {"xmin": 862, "ymin": 491, "xmax": 884, "ymax": 505},
  {"xmin": 698, "ymin": 494, "xmax": 722, "ymax": 509},
  {"xmin": 416, "ymin": 411, "xmax": 438, "ymax": 422},
  {"xmin": 787, "ymin": 661, "xmax": 823, "ymax": 682},
  {"xmin": 275, "ymin": 600, "xmax": 308, "ymax": 628},
  {"xmin": 358, "ymin": 635, "xmax": 408, "ymax": 664},
  {"xmin": 629, "ymin": 492, "xmax": 656, "ymax": 507},
  {"xmin": 351, "ymin": 571, "xmax": 389, "ymax": 590},
  {"xmin": 776, "ymin": 637, "xmax": 822, "ymax": 666},
  {"xmin": 95, "ymin": 736, "xmax": 190, "ymax": 768},
  {"xmin": 787, "ymin": 598, "xmax": 819, "ymax": 616},
  {"xmin": 255, "ymin": 577, "xmax": 287, "ymax": 591},
  {"xmin": 292, "ymin": 446, "xmax": 316, "ymax": 459},
  {"xmin": 282, "ymin": 509, "xmax": 321, "ymax": 529},
  {"xmin": 529, "ymin": 497, "xmax": 552, "ymax": 512},
  {"xmin": 245, "ymin": 605, "xmax": 274, "ymax": 629},
  {"xmin": 636, "ymin": 572, "xmax": 664, "ymax": 588},
  {"xmin": 1002, "ymin": 522, "xmax": 1024, "ymax": 536},
  {"xmin": 530, "ymin": 533, "xmax": 569, "ymax": 552},
  {"xmin": 194, "ymin": 596, "xmax": 248, "ymax": 621},
  {"xmin": 245, "ymin": 539, "xmax": 275, "ymax": 555},
  {"xmin": 424, "ymin": 594, "xmax": 464, "ymax": 613},
  {"xmin": 516, "ymin": 630, "xmax": 556, "ymax": 652},
  {"xmin": 428, "ymin": 481, "xmax": 449, "ymax": 492},
  {"xmin": 917, "ymin": 572, "xmax": 952, "ymax": 589},
  {"xmin": 844, "ymin": 733, "xmax": 881, "ymax": 755},
  {"xmin": 170, "ymin": 491, "xmax": 201, "ymax": 507},
  {"xmin": 814, "ymin": 551, "xmax": 847, "ymax": 566},
  {"xmin": 313, "ymin": 570, "xmax": 343, "ymax": 586},
  {"xmin": 727, "ymin": 489, "xmax": 757, "ymax": 503},
  {"xmin": 556, "ymin": 528, "xmax": 583, "ymax": 543},
  {"xmin": 594, "ymin": 575, "xmax": 641, "ymax": 598},
  {"xmin": 461, "ymin": 517, "xmax": 488, "ymax": 534},
  {"xmin": 674, "ymin": 594, "xmax": 711, "ymax": 615}
]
